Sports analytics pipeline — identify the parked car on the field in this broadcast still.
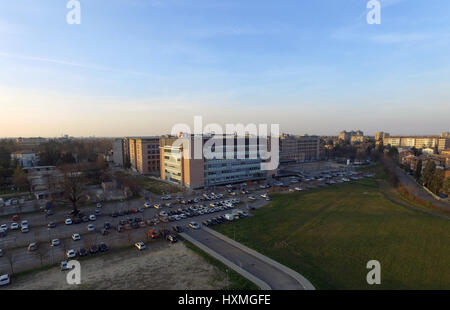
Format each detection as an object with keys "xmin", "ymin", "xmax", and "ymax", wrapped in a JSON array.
[
  {"xmin": 72, "ymin": 233, "xmax": 81, "ymax": 241},
  {"xmin": 89, "ymin": 215, "xmax": 96, "ymax": 221},
  {"xmin": 65, "ymin": 218, "xmax": 73, "ymax": 225},
  {"xmin": 135, "ymin": 242, "xmax": 146, "ymax": 251},
  {"xmin": 147, "ymin": 229, "xmax": 159, "ymax": 239},
  {"xmin": 87, "ymin": 224, "xmax": 95, "ymax": 232},
  {"xmin": 10, "ymin": 222, "xmax": 19, "ymax": 230},
  {"xmin": 99, "ymin": 242, "xmax": 109, "ymax": 252},
  {"xmin": 0, "ymin": 274, "xmax": 10, "ymax": 286},
  {"xmin": 51, "ymin": 239, "xmax": 60, "ymax": 246},
  {"xmin": 61, "ymin": 261, "xmax": 70, "ymax": 271},
  {"xmin": 66, "ymin": 249, "xmax": 76, "ymax": 258},
  {"xmin": 89, "ymin": 245, "xmax": 99, "ymax": 254},
  {"xmin": 78, "ymin": 248, "xmax": 88, "ymax": 257},
  {"xmin": 144, "ymin": 202, "xmax": 151, "ymax": 208},
  {"xmin": 189, "ymin": 222, "xmax": 200, "ymax": 230},
  {"xmin": 166, "ymin": 235, "xmax": 178, "ymax": 243},
  {"xmin": 96, "ymin": 203, "xmax": 102, "ymax": 208},
  {"xmin": 48, "ymin": 222, "xmax": 56, "ymax": 228}
]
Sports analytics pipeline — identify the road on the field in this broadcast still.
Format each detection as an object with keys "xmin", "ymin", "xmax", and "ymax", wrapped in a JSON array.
[
  {"xmin": 395, "ymin": 167, "xmax": 450, "ymax": 211},
  {"xmin": 182, "ymin": 228, "xmax": 312, "ymax": 290}
]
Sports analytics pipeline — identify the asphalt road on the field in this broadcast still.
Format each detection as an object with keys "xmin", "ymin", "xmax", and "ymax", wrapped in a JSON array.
[
  {"xmin": 183, "ymin": 228, "xmax": 305, "ymax": 290},
  {"xmin": 395, "ymin": 167, "xmax": 450, "ymax": 210}
]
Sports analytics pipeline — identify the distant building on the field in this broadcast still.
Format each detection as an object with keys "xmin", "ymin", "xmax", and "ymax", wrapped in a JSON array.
[
  {"xmin": 112, "ymin": 139, "xmax": 124, "ymax": 167},
  {"xmin": 339, "ymin": 130, "xmax": 364, "ymax": 144},
  {"xmin": 128, "ymin": 137, "xmax": 161, "ymax": 175},
  {"xmin": 11, "ymin": 150, "xmax": 39, "ymax": 168},
  {"xmin": 375, "ymin": 131, "xmax": 390, "ymax": 142},
  {"xmin": 15, "ymin": 137, "xmax": 47, "ymax": 148},
  {"xmin": 383, "ymin": 135, "xmax": 449, "ymax": 152},
  {"xmin": 279, "ymin": 134, "xmax": 320, "ymax": 163}
]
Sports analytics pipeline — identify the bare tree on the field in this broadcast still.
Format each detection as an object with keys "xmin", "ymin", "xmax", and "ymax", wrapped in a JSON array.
[{"xmin": 60, "ymin": 164, "xmax": 88, "ymax": 215}]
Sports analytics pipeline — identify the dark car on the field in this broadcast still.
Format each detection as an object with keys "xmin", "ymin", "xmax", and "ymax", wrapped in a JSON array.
[
  {"xmin": 111, "ymin": 212, "xmax": 118, "ymax": 218},
  {"xmin": 47, "ymin": 222, "xmax": 56, "ymax": 228},
  {"xmin": 101, "ymin": 228, "xmax": 109, "ymax": 235},
  {"xmin": 46, "ymin": 210, "xmax": 54, "ymax": 216},
  {"xmin": 118, "ymin": 210, "xmax": 125, "ymax": 216},
  {"xmin": 131, "ymin": 222, "xmax": 139, "ymax": 229},
  {"xmin": 104, "ymin": 222, "xmax": 111, "ymax": 229},
  {"xmin": 78, "ymin": 248, "xmax": 88, "ymax": 257},
  {"xmin": 202, "ymin": 221, "xmax": 209, "ymax": 227},
  {"xmin": 99, "ymin": 243, "xmax": 109, "ymax": 252},
  {"xmin": 89, "ymin": 245, "xmax": 99, "ymax": 254},
  {"xmin": 134, "ymin": 217, "xmax": 142, "ymax": 223},
  {"xmin": 119, "ymin": 220, "xmax": 127, "ymax": 225},
  {"xmin": 73, "ymin": 218, "xmax": 82, "ymax": 224},
  {"xmin": 82, "ymin": 216, "xmax": 89, "ymax": 223},
  {"xmin": 117, "ymin": 225, "xmax": 124, "ymax": 232}
]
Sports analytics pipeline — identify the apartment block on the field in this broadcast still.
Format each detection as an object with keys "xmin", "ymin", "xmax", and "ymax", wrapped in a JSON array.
[
  {"xmin": 112, "ymin": 139, "xmax": 124, "ymax": 167},
  {"xmin": 160, "ymin": 135, "xmax": 269, "ymax": 189},
  {"xmin": 128, "ymin": 137, "xmax": 161, "ymax": 175},
  {"xmin": 383, "ymin": 136, "xmax": 449, "ymax": 152},
  {"xmin": 339, "ymin": 130, "xmax": 364, "ymax": 144},
  {"xmin": 279, "ymin": 134, "xmax": 319, "ymax": 163}
]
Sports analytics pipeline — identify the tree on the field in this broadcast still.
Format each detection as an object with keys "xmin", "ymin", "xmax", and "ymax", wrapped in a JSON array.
[
  {"xmin": 12, "ymin": 166, "xmax": 29, "ymax": 190},
  {"xmin": 61, "ymin": 164, "xmax": 88, "ymax": 214},
  {"xmin": 414, "ymin": 160, "xmax": 422, "ymax": 181},
  {"xmin": 356, "ymin": 149, "xmax": 366, "ymax": 161},
  {"xmin": 387, "ymin": 146, "xmax": 399, "ymax": 162},
  {"xmin": 443, "ymin": 177, "xmax": 450, "ymax": 194},
  {"xmin": 0, "ymin": 146, "xmax": 11, "ymax": 169},
  {"xmin": 428, "ymin": 169, "xmax": 444, "ymax": 195},
  {"xmin": 422, "ymin": 160, "xmax": 436, "ymax": 187}
]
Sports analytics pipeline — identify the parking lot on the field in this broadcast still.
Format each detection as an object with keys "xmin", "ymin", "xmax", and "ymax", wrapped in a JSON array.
[{"xmin": 1, "ymin": 164, "xmax": 373, "ymax": 285}]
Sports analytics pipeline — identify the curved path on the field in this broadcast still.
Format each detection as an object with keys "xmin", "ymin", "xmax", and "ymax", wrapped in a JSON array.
[{"xmin": 181, "ymin": 227, "xmax": 315, "ymax": 290}]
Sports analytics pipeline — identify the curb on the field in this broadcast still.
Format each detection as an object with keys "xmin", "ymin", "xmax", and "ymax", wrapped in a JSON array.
[
  {"xmin": 179, "ymin": 232, "xmax": 271, "ymax": 290},
  {"xmin": 203, "ymin": 227, "xmax": 316, "ymax": 290}
]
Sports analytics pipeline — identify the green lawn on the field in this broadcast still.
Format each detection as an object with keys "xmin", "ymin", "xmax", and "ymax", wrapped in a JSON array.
[
  {"xmin": 214, "ymin": 178, "xmax": 450, "ymax": 289},
  {"xmin": 134, "ymin": 176, "xmax": 180, "ymax": 195}
]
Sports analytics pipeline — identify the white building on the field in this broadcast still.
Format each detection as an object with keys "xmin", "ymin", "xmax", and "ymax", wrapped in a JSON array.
[{"xmin": 11, "ymin": 151, "xmax": 39, "ymax": 167}]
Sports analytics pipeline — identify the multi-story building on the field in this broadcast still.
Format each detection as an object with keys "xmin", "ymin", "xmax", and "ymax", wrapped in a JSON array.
[
  {"xmin": 160, "ymin": 135, "xmax": 270, "ymax": 189},
  {"xmin": 383, "ymin": 136, "xmax": 449, "ymax": 152},
  {"xmin": 279, "ymin": 134, "xmax": 319, "ymax": 163},
  {"xmin": 339, "ymin": 130, "xmax": 364, "ymax": 144},
  {"xmin": 112, "ymin": 139, "xmax": 124, "ymax": 167},
  {"xmin": 128, "ymin": 137, "xmax": 161, "ymax": 175},
  {"xmin": 375, "ymin": 131, "xmax": 390, "ymax": 142}
]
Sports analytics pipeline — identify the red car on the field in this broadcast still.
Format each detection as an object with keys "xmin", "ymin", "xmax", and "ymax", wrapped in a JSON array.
[
  {"xmin": 131, "ymin": 209, "xmax": 138, "ymax": 214},
  {"xmin": 147, "ymin": 229, "xmax": 159, "ymax": 239},
  {"xmin": 12, "ymin": 215, "xmax": 20, "ymax": 222}
]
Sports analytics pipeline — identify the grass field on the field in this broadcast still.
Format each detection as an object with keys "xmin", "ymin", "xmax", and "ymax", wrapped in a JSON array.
[{"xmin": 214, "ymin": 176, "xmax": 450, "ymax": 289}]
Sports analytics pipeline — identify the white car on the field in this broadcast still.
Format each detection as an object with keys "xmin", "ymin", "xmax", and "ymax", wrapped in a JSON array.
[
  {"xmin": 1, "ymin": 224, "xmax": 7, "ymax": 231},
  {"xmin": 144, "ymin": 202, "xmax": 151, "ymax": 208},
  {"xmin": 21, "ymin": 220, "xmax": 29, "ymax": 227},
  {"xmin": 65, "ymin": 218, "xmax": 73, "ymax": 225},
  {"xmin": 51, "ymin": 239, "xmax": 60, "ymax": 246},
  {"xmin": 159, "ymin": 211, "xmax": 168, "ymax": 217},
  {"xmin": 135, "ymin": 242, "xmax": 146, "ymax": 251},
  {"xmin": 0, "ymin": 274, "xmax": 10, "ymax": 286},
  {"xmin": 61, "ymin": 261, "xmax": 70, "ymax": 271},
  {"xmin": 66, "ymin": 249, "xmax": 76, "ymax": 258},
  {"xmin": 87, "ymin": 224, "xmax": 95, "ymax": 232},
  {"xmin": 72, "ymin": 233, "xmax": 81, "ymax": 241},
  {"xmin": 97, "ymin": 203, "xmax": 102, "ymax": 208},
  {"xmin": 10, "ymin": 222, "xmax": 19, "ymax": 230},
  {"xmin": 89, "ymin": 215, "xmax": 96, "ymax": 221},
  {"xmin": 21, "ymin": 226, "xmax": 29, "ymax": 233},
  {"xmin": 189, "ymin": 222, "xmax": 200, "ymax": 230}
]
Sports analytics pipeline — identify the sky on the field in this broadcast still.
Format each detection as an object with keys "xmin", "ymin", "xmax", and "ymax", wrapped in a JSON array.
[{"xmin": 0, "ymin": 0, "xmax": 449, "ymax": 137}]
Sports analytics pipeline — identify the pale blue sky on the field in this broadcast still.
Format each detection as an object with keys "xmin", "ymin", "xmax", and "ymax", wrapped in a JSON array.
[{"xmin": 0, "ymin": 0, "xmax": 449, "ymax": 137}]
